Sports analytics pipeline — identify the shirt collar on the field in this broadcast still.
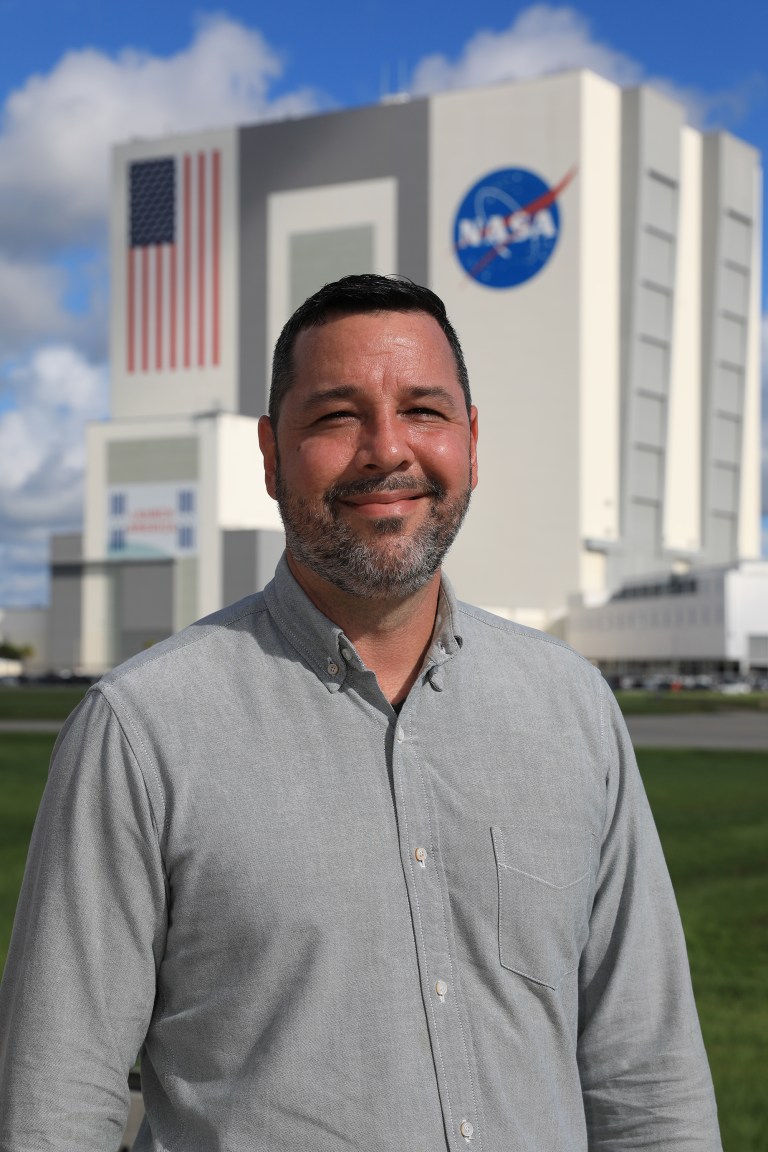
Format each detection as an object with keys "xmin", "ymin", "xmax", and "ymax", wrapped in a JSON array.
[{"xmin": 263, "ymin": 552, "xmax": 463, "ymax": 694}]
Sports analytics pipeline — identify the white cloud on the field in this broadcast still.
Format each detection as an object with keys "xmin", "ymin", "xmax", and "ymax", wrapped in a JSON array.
[
  {"xmin": 0, "ymin": 345, "xmax": 108, "ymax": 546},
  {"xmin": 409, "ymin": 4, "xmax": 750, "ymax": 130},
  {"xmin": 0, "ymin": 255, "xmax": 74, "ymax": 354},
  {"xmin": 0, "ymin": 14, "xmax": 319, "ymax": 258},
  {"xmin": 411, "ymin": 6, "xmax": 641, "ymax": 96}
]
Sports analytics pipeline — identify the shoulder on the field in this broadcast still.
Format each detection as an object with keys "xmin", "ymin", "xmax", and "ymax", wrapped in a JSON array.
[
  {"xmin": 456, "ymin": 600, "xmax": 604, "ymax": 687},
  {"xmin": 98, "ymin": 591, "xmax": 270, "ymax": 702}
]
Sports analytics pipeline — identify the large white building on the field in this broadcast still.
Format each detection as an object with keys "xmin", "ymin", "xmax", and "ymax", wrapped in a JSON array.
[{"xmin": 48, "ymin": 70, "xmax": 763, "ymax": 674}]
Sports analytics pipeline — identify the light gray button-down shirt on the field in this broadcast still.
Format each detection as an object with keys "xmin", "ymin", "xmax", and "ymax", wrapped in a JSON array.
[{"xmin": 0, "ymin": 556, "xmax": 721, "ymax": 1150}]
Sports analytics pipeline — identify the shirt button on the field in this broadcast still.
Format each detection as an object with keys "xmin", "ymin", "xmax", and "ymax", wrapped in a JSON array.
[
  {"xmin": 435, "ymin": 979, "xmax": 448, "ymax": 999},
  {"xmin": 414, "ymin": 846, "xmax": 427, "ymax": 864},
  {"xmin": 396, "ymin": 725, "xmax": 405, "ymax": 743},
  {"xmin": 460, "ymin": 1120, "xmax": 474, "ymax": 1141},
  {"xmin": 327, "ymin": 660, "xmax": 339, "ymax": 676},
  {"xmin": 340, "ymin": 647, "xmax": 351, "ymax": 661}
]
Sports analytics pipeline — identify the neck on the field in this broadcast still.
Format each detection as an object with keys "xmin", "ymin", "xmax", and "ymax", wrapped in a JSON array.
[{"xmin": 286, "ymin": 552, "xmax": 441, "ymax": 704}]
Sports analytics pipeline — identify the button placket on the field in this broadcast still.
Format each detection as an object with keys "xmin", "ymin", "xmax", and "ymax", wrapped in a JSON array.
[{"xmin": 390, "ymin": 699, "xmax": 482, "ymax": 1152}]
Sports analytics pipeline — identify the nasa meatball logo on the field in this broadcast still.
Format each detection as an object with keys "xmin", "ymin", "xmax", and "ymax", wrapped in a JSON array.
[{"xmin": 453, "ymin": 166, "xmax": 576, "ymax": 289}]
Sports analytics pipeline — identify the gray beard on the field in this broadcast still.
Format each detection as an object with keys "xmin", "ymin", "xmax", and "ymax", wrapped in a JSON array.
[{"xmin": 275, "ymin": 468, "xmax": 472, "ymax": 599}]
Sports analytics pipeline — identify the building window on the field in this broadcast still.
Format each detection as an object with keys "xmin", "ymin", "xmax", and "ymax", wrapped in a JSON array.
[
  {"xmin": 109, "ymin": 528, "xmax": 126, "ymax": 551},
  {"xmin": 110, "ymin": 492, "xmax": 126, "ymax": 516},
  {"xmin": 178, "ymin": 489, "xmax": 195, "ymax": 514},
  {"xmin": 178, "ymin": 525, "xmax": 194, "ymax": 550}
]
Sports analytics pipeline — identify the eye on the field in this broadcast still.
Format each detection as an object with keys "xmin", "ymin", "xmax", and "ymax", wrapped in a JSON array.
[
  {"xmin": 314, "ymin": 409, "xmax": 356, "ymax": 424},
  {"xmin": 406, "ymin": 406, "xmax": 446, "ymax": 419}
]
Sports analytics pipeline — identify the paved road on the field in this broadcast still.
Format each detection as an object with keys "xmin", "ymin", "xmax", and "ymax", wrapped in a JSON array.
[
  {"xmin": 625, "ymin": 711, "xmax": 768, "ymax": 750},
  {"xmin": 0, "ymin": 720, "xmax": 64, "ymax": 733}
]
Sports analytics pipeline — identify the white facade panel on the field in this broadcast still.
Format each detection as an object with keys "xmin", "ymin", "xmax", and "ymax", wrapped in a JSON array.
[
  {"xmin": 725, "ymin": 565, "xmax": 768, "ymax": 663},
  {"xmin": 429, "ymin": 72, "xmax": 584, "ymax": 614},
  {"xmin": 578, "ymin": 72, "xmax": 621, "ymax": 566},
  {"xmin": 738, "ymin": 163, "xmax": 763, "ymax": 559},
  {"xmin": 664, "ymin": 126, "xmax": 702, "ymax": 554},
  {"xmin": 216, "ymin": 414, "xmax": 283, "ymax": 532}
]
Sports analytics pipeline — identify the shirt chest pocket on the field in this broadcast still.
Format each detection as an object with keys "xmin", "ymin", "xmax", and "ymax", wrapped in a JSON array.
[{"xmin": 491, "ymin": 823, "xmax": 596, "ymax": 991}]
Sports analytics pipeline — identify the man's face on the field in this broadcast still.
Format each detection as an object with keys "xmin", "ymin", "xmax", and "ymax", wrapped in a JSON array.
[{"xmin": 258, "ymin": 310, "xmax": 478, "ymax": 599}]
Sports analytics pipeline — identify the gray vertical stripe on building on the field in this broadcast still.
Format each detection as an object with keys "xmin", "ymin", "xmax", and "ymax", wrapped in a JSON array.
[{"xmin": 238, "ymin": 98, "xmax": 431, "ymax": 418}]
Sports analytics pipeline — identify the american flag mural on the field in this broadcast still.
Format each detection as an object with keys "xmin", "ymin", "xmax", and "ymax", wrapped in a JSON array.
[{"xmin": 127, "ymin": 151, "xmax": 222, "ymax": 373}]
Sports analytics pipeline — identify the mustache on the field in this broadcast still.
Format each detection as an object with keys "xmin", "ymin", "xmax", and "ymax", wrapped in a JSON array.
[{"xmin": 325, "ymin": 475, "xmax": 446, "ymax": 505}]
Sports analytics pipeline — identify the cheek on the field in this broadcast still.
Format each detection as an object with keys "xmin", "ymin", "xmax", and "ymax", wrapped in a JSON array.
[
  {"xmin": 417, "ymin": 435, "xmax": 473, "ymax": 484},
  {"xmin": 286, "ymin": 439, "xmax": 356, "ymax": 491}
]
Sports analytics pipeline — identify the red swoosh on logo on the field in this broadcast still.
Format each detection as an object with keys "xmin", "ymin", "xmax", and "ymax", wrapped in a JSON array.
[{"xmin": 461, "ymin": 165, "xmax": 578, "ymax": 281}]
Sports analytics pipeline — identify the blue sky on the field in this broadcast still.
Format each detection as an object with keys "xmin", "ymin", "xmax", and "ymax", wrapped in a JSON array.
[{"xmin": 0, "ymin": 0, "xmax": 766, "ymax": 605}]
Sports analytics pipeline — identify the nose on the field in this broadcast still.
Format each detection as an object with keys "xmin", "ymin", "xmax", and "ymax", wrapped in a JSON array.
[{"xmin": 354, "ymin": 411, "xmax": 415, "ymax": 473}]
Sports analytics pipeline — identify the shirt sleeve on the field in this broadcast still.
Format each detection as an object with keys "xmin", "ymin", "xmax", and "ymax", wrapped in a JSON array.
[
  {"xmin": 0, "ymin": 687, "xmax": 167, "ymax": 1152},
  {"xmin": 577, "ymin": 679, "xmax": 722, "ymax": 1150}
]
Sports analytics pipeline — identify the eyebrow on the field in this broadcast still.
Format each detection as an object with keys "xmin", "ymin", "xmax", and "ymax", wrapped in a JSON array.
[
  {"xmin": 299, "ymin": 384, "xmax": 461, "ymax": 412},
  {"xmin": 299, "ymin": 386, "xmax": 359, "ymax": 412}
]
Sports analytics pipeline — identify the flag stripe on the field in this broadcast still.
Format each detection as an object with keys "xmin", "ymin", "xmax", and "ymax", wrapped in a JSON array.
[
  {"xmin": 212, "ymin": 149, "xmax": 221, "ymax": 367},
  {"xmin": 127, "ymin": 251, "xmax": 136, "ymax": 374},
  {"xmin": 141, "ymin": 247, "xmax": 149, "ymax": 373},
  {"xmin": 183, "ymin": 154, "xmax": 191, "ymax": 370},
  {"xmin": 170, "ymin": 242, "xmax": 177, "ymax": 370},
  {"xmin": 198, "ymin": 152, "xmax": 206, "ymax": 368},
  {"xmin": 155, "ymin": 246, "xmax": 163, "ymax": 372}
]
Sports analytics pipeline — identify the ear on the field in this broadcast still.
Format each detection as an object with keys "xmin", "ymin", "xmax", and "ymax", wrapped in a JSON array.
[
  {"xmin": 258, "ymin": 415, "xmax": 279, "ymax": 500},
  {"xmin": 469, "ymin": 406, "xmax": 479, "ymax": 491}
]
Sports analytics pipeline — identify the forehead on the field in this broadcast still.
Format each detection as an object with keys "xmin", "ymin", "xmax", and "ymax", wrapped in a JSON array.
[{"xmin": 290, "ymin": 310, "xmax": 460, "ymax": 391}]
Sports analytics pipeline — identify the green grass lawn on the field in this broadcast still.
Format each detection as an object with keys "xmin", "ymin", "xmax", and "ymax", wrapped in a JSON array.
[
  {"xmin": 0, "ymin": 736, "xmax": 765, "ymax": 1146},
  {"xmin": 0, "ymin": 685, "xmax": 89, "ymax": 721},
  {"xmin": 0, "ymin": 733, "xmax": 56, "ymax": 973},
  {"xmin": 637, "ymin": 749, "xmax": 768, "ymax": 1151},
  {"xmin": 616, "ymin": 689, "xmax": 768, "ymax": 714}
]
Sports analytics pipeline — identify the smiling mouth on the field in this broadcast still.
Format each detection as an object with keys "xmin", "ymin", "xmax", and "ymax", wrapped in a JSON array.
[
  {"xmin": 343, "ymin": 491, "xmax": 425, "ymax": 509},
  {"xmin": 327, "ymin": 476, "xmax": 444, "ymax": 508},
  {"xmin": 341, "ymin": 497, "xmax": 426, "ymax": 521}
]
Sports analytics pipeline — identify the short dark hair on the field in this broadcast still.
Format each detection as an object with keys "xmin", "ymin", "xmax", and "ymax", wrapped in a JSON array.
[{"xmin": 268, "ymin": 274, "xmax": 471, "ymax": 426}]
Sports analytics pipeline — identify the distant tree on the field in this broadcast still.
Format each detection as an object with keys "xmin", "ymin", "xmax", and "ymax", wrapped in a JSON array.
[{"xmin": 0, "ymin": 641, "xmax": 33, "ymax": 661}]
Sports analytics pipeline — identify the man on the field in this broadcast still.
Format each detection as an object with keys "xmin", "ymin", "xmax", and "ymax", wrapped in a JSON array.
[{"xmin": 0, "ymin": 275, "xmax": 720, "ymax": 1150}]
